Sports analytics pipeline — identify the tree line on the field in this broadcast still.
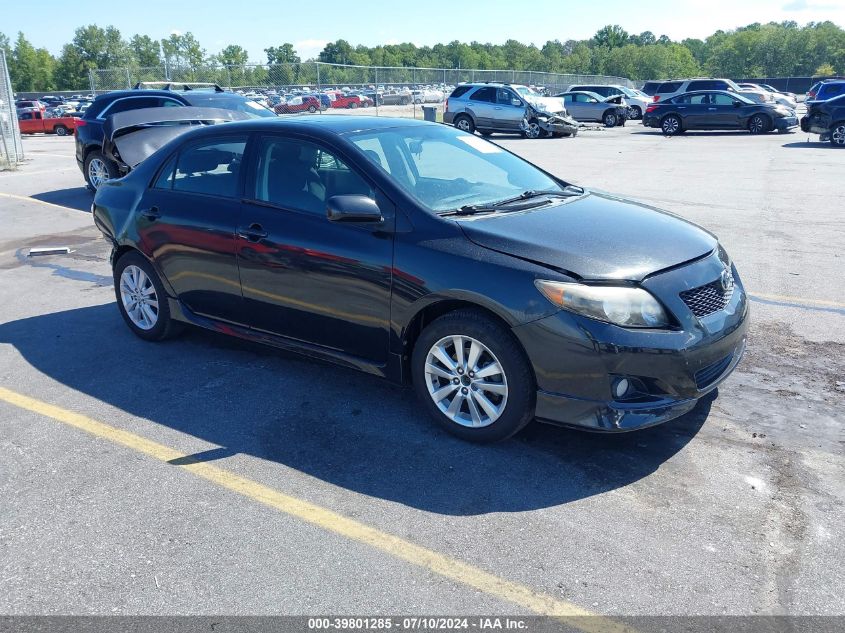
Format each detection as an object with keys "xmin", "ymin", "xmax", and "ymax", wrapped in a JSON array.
[{"xmin": 2, "ymin": 20, "xmax": 844, "ymax": 92}]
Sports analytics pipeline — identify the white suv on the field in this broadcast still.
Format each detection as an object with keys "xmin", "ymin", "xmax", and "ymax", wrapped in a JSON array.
[{"xmin": 652, "ymin": 78, "xmax": 742, "ymax": 102}]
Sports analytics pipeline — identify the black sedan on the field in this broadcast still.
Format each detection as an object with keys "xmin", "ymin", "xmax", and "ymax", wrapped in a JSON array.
[
  {"xmin": 92, "ymin": 116, "xmax": 748, "ymax": 442},
  {"xmin": 800, "ymin": 94, "xmax": 845, "ymax": 146},
  {"xmin": 643, "ymin": 90, "xmax": 798, "ymax": 135}
]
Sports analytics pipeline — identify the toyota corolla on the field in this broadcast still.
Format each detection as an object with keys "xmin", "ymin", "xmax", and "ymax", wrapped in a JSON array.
[{"xmin": 92, "ymin": 116, "xmax": 748, "ymax": 443}]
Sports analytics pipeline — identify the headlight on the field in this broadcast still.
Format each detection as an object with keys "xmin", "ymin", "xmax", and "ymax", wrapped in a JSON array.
[{"xmin": 535, "ymin": 280, "xmax": 670, "ymax": 328}]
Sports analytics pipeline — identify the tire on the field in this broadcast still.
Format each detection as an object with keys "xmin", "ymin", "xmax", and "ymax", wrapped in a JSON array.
[
  {"xmin": 113, "ymin": 251, "xmax": 180, "ymax": 342},
  {"xmin": 54, "ymin": 125, "xmax": 68, "ymax": 136},
  {"xmin": 479, "ymin": 130, "xmax": 493, "ymax": 137},
  {"xmin": 629, "ymin": 106, "xmax": 642, "ymax": 120},
  {"xmin": 348, "ymin": 101, "xmax": 358, "ymax": 109},
  {"xmin": 84, "ymin": 149, "xmax": 119, "ymax": 191},
  {"xmin": 412, "ymin": 309, "xmax": 535, "ymax": 443},
  {"xmin": 830, "ymin": 122, "xmax": 845, "ymax": 147},
  {"xmin": 661, "ymin": 114, "xmax": 682, "ymax": 136},
  {"xmin": 400, "ymin": 97, "xmax": 410, "ymax": 105},
  {"xmin": 308, "ymin": 105, "xmax": 317, "ymax": 113},
  {"xmin": 748, "ymin": 114, "xmax": 771, "ymax": 134},
  {"xmin": 523, "ymin": 119, "xmax": 546, "ymax": 139},
  {"xmin": 453, "ymin": 114, "xmax": 475, "ymax": 134},
  {"xmin": 602, "ymin": 111, "xmax": 618, "ymax": 127}
]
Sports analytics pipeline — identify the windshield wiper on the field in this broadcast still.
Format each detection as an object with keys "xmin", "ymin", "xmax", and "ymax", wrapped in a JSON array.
[{"xmin": 440, "ymin": 186, "xmax": 585, "ymax": 217}]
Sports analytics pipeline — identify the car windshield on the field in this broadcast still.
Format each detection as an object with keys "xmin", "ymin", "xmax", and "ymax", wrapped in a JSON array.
[{"xmin": 346, "ymin": 125, "xmax": 564, "ymax": 213}]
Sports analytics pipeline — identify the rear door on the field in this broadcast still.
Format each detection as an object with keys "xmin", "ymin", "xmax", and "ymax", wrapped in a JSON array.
[
  {"xmin": 673, "ymin": 93, "xmax": 709, "ymax": 128},
  {"xmin": 136, "ymin": 134, "xmax": 248, "ymax": 324},
  {"xmin": 467, "ymin": 87, "xmax": 497, "ymax": 129}
]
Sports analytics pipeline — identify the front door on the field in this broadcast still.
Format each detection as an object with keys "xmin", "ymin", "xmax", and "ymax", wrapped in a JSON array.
[
  {"xmin": 706, "ymin": 92, "xmax": 745, "ymax": 128},
  {"xmin": 137, "ymin": 134, "xmax": 247, "ymax": 324},
  {"xmin": 236, "ymin": 135, "xmax": 394, "ymax": 365},
  {"xmin": 494, "ymin": 88, "xmax": 526, "ymax": 131}
]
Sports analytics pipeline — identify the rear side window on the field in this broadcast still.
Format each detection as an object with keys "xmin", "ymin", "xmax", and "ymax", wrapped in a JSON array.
[
  {"xmin": 641, "ymin": 82, "xmax": 661, "ymax": 95},
  {"xmin": 99, "ymin": 96, "xmax": 181, "ymax": 119},
  {"xmin": 469, "ymin": 87, "xmax": 497, "ymax": 103},
  {"xmin": 449, "ymin": 85, "xmax": 472, "ymax": 99},
  {"xmin": 171, "ymin": 137, "xmax": 247, "ymax": 198},
  {"xmin": 688, "ymin": 80, "xmax": 729, "ymax": 91},
  {"xmin": 657, "ymin": 81, "xmax": 683, "ymax": 93},
  {"xmin": 819, "ymin": 83, "xmax": 845, "ymax": 99}
]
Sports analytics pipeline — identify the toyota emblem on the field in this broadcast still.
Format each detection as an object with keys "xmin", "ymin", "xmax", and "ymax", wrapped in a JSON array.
[{"xmin": 720, "ymin": 267, "xmax": 733, "ymax": 291}]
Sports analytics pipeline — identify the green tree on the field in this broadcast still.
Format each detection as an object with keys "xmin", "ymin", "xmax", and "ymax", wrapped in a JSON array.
[
  {"xmin": 318, "ymin": 40, "xmax": 354, "ymax": 65},
  {"xmin": 814, "ymin": 62, "xmax": 836, "ymax": 76},
  {"xmin": 215, "ymin": 44, "xmax": 249, "ymax": 66},
  {"xmin": 161, "ymin": 32, "xmax": 206, "ymax": 69},
  {"xmin": 130, "ymin": 34, "xmax": 162, "ymax": 67},
  {"xmin": 10, "ymin": 32, "xmax": 40, "ymax": 91},
  {"xmin": 265, "ymin": 43, "xmax": 300, "ymax": 65},
  {"xmin": 593, "ymin": 25, "xmax": 630, "ymax": 49}
]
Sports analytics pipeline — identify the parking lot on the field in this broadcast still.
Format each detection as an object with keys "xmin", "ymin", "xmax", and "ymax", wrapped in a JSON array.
[{"xmin": 1, "ymin": 123, "xmax": 843, "ymax": 622}]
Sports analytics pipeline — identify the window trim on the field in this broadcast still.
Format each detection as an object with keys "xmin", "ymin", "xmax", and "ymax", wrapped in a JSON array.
[
  {"xmin": 148, "ymin": 133, "xmax": 250, "ymax": 200},
  {"xmin": 244, "ymin": 133, "xmax": 378, "ymax": 217},
  {"xmin": 97, "ymin": 95, "xmax": 185, "ymax": 121}
]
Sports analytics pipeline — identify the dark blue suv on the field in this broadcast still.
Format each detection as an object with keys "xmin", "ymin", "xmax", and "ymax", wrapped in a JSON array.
[
  {"xmin": 75, "ymin": 85, "xmax": 275, "ymax": 190},
  {"xmin": 813, "ymin": 80, "xmax": 845, "ymax": 102}
]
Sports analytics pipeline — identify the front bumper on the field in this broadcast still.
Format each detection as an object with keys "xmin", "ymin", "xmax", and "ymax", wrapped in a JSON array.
[{"xmin": 512, "ymin": 251, "xmax": 749, "ymax": 432}]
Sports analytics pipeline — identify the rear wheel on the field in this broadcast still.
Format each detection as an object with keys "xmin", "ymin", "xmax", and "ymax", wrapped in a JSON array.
[
  {"xmin": 308, "ymin": 105, "xmax": 317, "ymax": 113},
  {"xmin": 479, "ymin": 130, "xmax": 493, "ymax": 137},
  {"xmin": 84, "ymin": 150, "xmax": 119, "ymax": 191},
  {"xmin": 348, "ymin": 101, "xmax": 358, "ymax": 109},
  {"xmin": 113, "ymin": 251, "xmax": 180, "ymax": 342},
  {"xmin": 748, "ymin": 114, "xmax": 771, "ymax": 134},
  {"xmin": 661, "ymin": 115, "xmax": 682, "ymax": 136},
  {"xmin": 453, "ymin": 114, "xmax": 475, "ymax": 134},
  {"xmin": 830, "ymin": 123, "xmax": 845, "ymax": 147},
  {"xmin": 54, "ymin": 125, "xmax": 68, "ymax": 136},
  {"xmin": 412, "ymin": 310, "xmax": 535, "ymax": 443},
  {"xmin": 628, "ymin": 106, "xmax": 642, "ymax": 120}
]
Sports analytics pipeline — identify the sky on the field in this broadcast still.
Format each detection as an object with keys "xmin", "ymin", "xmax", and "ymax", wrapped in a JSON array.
[{"xmin": 4, "ymin": 0, "xmax": 845, "ymax": 62}]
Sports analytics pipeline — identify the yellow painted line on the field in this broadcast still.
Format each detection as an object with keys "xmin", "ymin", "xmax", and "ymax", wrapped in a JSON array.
[
  {"xmin": 0, "ymin": 192, "xmax": 82, "ymax": 213},
  {"xmin": 750, "ymin": 292, "xmax": 845, "ymax": 309},
  {"xmin": 0, "ymin": 386, "xmax": 634, "ymax": 632}
]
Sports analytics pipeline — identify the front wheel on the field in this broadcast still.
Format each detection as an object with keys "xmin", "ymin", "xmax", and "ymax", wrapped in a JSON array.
[
  {"xmin": 412, "ymin": 310, "xmax": 535, "ymax": 443},
  {"xmin": 748, "ymin": 114, "xmax": 771, "ymax": 134},
  {"xmin": 113, "ymin": 252, "xmax": 181, "ymax": 342},
  {"xmin": 830, "ymin": 123, "xmax": 845, "ymax": 147},
  {"xmin": 628, "ymin": 106, "xmax": 642, "ymax": 120},
  {"xmin": 308, "ymin": 105, "xmax": 317, "ymax": 113},
  {"xmin": 523, "ymin": 119, "xmax": 546, "ymax": 139},
  {"xmin": 602, "ymin": 111, "xmax": 618, "ymax": 127}
]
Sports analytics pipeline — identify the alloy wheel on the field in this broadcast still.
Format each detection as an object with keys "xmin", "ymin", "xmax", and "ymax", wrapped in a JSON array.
[
  {"xmin": 832, "ymin": 125, "xmax": 845, "ymax": 146},
  {"xmin": 749, "ymin": 115, "xmax": 766, "ymax": 134},
  {"xmin": 119, "ymin": 265, "xmax": 159, "ymax": 331},
  {"xmin": 456, "ymin": 118, "xmax": 472, "ymax": 132},
  {"xmin": 662, "ymin": 116, "xmax": 679, "ymax": 134},
  {"xmin": 424, "ymin": 335, "xmax": 508, "ymax": 428},
  {"xmin": 526, "ymin": 121, "xmax": 542, "ymax": 139},
  {"xmin": 88, "ymin": 158, "xmax": 108, "ymax": 189}
]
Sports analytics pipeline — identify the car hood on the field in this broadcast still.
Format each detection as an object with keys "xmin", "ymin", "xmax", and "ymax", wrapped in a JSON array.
[
  {"xmin": 523, "ymin": 95, "xmax": 567, "ymax": 114},
  {"xmin": 457, "ymin": 191, "xmax": 717, "ymax": 281}
]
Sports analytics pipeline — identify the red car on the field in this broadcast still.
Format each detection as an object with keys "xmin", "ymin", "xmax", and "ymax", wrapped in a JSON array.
[
  {"xmin": 327, "ymin": 91, "xmax": 362, "ymax": 109},
  {"xmin": 275, "ymin": 96, "xmax": 321, "ymax": 114},
  {"xmin": 18, "ymin": 109, "xmax": 77, "ymax": 136}
]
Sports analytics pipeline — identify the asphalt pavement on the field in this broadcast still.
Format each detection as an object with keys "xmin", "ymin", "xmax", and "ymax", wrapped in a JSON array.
[{"xmin": 0, "ymin": 126, "xmax": 843, "ymax": 622}]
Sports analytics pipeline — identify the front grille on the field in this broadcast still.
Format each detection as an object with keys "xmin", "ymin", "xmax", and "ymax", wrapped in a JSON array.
[
  {"xmin": 695, "ymin": 353, "xmax": 734, "ymax": 390},
  {"xmin": 680, "ymin": 274, "xmax": 734, "ymax": 318}
]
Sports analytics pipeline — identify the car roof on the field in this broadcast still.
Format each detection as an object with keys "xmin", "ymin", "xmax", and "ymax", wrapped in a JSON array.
[{"xmin": 180, "ymin": 115, "xmax": 434, "ymax": 138}]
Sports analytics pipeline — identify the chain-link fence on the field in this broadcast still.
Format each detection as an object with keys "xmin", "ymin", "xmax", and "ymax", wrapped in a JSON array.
[
  {"xmin": 0, "ymin": 49, "xmax": 25, "ymax": 170},
  {"xmin": 89, "ymin": 61, "xmax": 635, "ymax": 94}
]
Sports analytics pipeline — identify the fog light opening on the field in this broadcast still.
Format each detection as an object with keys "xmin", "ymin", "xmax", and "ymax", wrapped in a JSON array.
[{"xmin": 613, "ymin": 378, "xmax": 631, "ymax": 399}]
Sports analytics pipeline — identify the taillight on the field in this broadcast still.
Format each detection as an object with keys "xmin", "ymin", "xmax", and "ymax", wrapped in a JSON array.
[
  {"xmin": 445, "ymin": 99, "xmax": 449, "ymax": 113},
  {"xmin": 653, "ymin": 95, "xmax": 660, "ymax": 101},
  {"xmin": 75, "ymin": 119, "xmax": 87, "ymax": 127},
  {"xmin": 645, "ymin": 104, "xmax": 659, "ymax": 113}
]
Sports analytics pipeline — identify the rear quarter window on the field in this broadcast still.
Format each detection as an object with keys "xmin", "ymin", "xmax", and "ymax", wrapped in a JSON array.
[
  {"xmin": 658, "ymin": 81, "xmax": 682, "ymax": 93},
  {"xmin": 449, "ymin": 86, "xmax": 472, "ymax": 99},
  {"xmin": 819, "ymin": 83, "xmax": 845, "ymax": 99}
]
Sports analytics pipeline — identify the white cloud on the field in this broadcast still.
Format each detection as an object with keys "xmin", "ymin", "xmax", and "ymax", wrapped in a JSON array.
[{"xmin": 169, "ymin": 29, "xmax": 183, "ymax": 37}]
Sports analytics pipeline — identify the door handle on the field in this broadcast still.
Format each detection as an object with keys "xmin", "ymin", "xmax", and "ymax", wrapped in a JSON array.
[
  {"xmin": 707, "ymin": 108, "xmax": 717, "ymax": 111},
  {"xmin": 140, "ymin": 206, "xmax": 160, "ymax": 220},
  {"xmin": 237, "ymin": 223, "xmax": 268, "ymax": 241}
]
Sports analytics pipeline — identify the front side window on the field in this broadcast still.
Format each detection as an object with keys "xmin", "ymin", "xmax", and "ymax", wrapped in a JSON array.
[
  {"xmin": 346, "ymin": 125, "xmax": 563, "ymax": 213},
  {"xmin": 167, "ymin": 137, "xmax": 247, "ymax": 198},
  {"xmin": 711, "ymin": 93, "xmax": 738, "ymax": 106},
  {"xmin": 253, "ymin": 137, "xmax": 373, "ymax": 214},
  {"xmin": 497, "ymin": 88, "xmax": 519, "ymax": 105}
]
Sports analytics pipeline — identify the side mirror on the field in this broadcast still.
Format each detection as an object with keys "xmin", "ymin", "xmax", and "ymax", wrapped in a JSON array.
[
  {"xmin": 327, "ymin": 195, "xmax": 383, "ymax": 223},
  {"xmin": 733, "ymin": 101, "xmax": 741, "ymax": 108},
  {"xmin": 511, "ymin": 98, "xmax": 523, "ymax": 107}
]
